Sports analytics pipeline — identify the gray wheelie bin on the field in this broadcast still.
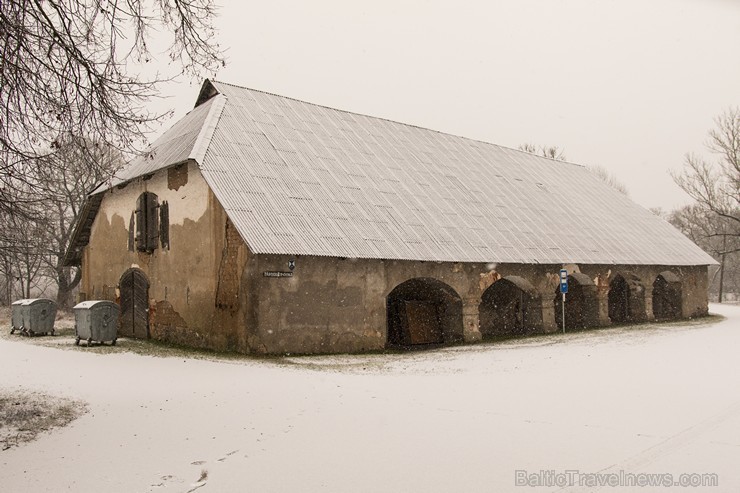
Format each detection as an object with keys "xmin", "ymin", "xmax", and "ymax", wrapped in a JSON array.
[
  {"xmin": 73, "ymin": 301, "xmax": 119, "ymax": 346},
  {"xmin": 10, "ymin": 298, "xmax": 57, "ymax": 336},
  {"xmin": 10, "ymin": 299, "xmax": 31, "ymax": 334}
]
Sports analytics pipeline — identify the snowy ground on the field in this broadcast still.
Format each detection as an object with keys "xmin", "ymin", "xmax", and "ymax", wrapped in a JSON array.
[{"xmin": 1, "ymin": 304, "xmax": 739, "ymax": 493}]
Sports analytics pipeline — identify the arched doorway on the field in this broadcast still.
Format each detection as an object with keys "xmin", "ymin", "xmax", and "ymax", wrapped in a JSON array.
[
  {"xmin": 119, "ymin": 268, "xmax": 150, "ymax": 339},
  {"xmin": 608, "ymin": 272, "xmax": 646, "ymax": 324},
  {"xmin": 479, "ymin": 276, "xmax": 540, "ymax": 338},
  {"xmin": 386, "ymin": 278, "xmax": 463, "ymax": 348},
  {"xmin": 653, "ymin": 271, "xmax": 682, "ymax": 320},
  {"xmin": 554, "ymin": 272, "xmax": 598, "ymax": 331}
]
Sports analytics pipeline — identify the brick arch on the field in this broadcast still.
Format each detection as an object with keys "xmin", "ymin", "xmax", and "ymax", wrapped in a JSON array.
[
  {"xmin": 554, "ymin": 273, "xmax": 599, "ymax": 330},
  {"xmin": 479, "ymin": 276, "xmax": 541, "ymax": 338},
  {"xmin": 653, "ymin": 271, "xmax": 682, "ymax": 320},
  {"xmin": 608, "ymin": 271, "xmax": 647, "ymax": 324},
  {"xmin": 386, "ymin": 278, "xmax": 463, "ymax": 348}
]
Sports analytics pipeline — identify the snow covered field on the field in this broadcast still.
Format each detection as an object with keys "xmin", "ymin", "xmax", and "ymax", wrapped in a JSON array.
[{"xmin": 1, "ymin": 304, "xmax": 739, "ymax": 493}]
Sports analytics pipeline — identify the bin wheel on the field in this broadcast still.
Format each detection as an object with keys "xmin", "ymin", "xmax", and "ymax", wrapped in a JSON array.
[
  {"xmin": 10, "ymin": 328, "xmax": 15, "ymax": 335},
  {"xmin": 50, "ymin": 329, "xmax": 55, "ymax": 336},
  {"xmin": 87, "ymin": 337, "xmax": 92, "ymax": 347},
  {"xmin": 75, "ymin": 337, "xmax": 80, "ymax": 346},
  {"xmin": 111, "ymin": 339, "xmax": 117, "ymax": 346},
  {"xmin": 28, "ymin": 330, "xmax": 35, "ymax": 337}
]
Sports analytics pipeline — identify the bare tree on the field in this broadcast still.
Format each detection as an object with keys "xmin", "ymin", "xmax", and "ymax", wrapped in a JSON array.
[
  {"xmin": 0, "ymin": 181, "xmax": 47, "ymax": 300},
  {"xmin": 9, "ymin": 216, "xmax": 50, "ymax": 299},
  {"xmin": 0, "ymin": 137, "xmax": 121, "ymax": 306},
  {"xmin": 0, "ymin": 254, "xmax": 13, "ymax": 304},
  {"xmin": 0, "ymin": 0, "xmax": 224, "ymax": 213},
  {"xmin": 667, "ymin": 204, "xmax": 740, "ymax": 301},
  {"xmin": 672, "ymin": 107, "xmax": 740, "ymax": 233},
  {"xmin": 518, "ymin": 143, "xmax": 567, "ymax": 161},
  {"xmin": 670, "ymin": 106, "xmax": 740, "ymax": 302},
  {"xmin": 37, "ymin": 138, "xmax": 123, "ymax": 306}
]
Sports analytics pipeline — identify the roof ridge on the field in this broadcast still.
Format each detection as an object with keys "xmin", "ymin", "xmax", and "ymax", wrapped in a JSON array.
[
  {"xmin": 210, "ymin": 80, "xmax": 584, "ymax": 169},
  {"xmin": 190, "ymin": 94, "xmax": 227, "ymax": 165}
]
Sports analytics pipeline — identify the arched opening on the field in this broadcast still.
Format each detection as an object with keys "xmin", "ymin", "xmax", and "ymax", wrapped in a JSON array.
[
  {"xmin": 119, "ymin": 268, "xmax": 150, "ymax": 339},
  {"xmin": 653, "ymin": 271, "xmax": 682, "ymax": 320},
  {"xmin": 608, "ymin": 272, "xmax": 646, "ymax": 324},
  {"xmin": 554, "ymin": 272, "xmax": 598, "ymax": 331},
  {"xmin": 608, "ymin": 275, "xmax": 630, "ymax": 323},
  {"xmin": 479, "ymin": 276, "xmax": 540, "ymax": 338},
  {"xmin": 386, "ymin": 278, "xmax": 463, "ymax": 348}
]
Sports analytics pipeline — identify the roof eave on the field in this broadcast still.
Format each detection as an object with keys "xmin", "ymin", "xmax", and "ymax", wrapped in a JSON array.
[{"xmin": 63, "ymin": 193, "xmax": 105, "ymax": 267}]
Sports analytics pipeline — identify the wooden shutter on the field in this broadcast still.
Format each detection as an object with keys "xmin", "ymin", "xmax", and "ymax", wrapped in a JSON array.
[
  {"xmin": 145, "ymin": 192, "xmax": 159, "ymax": 252},
  {"xmin": 159, "ymin": 201, "xmax": 169, "ymax": 249},
  {"xmin": 135, "ymin": 193, "xmax": 146, "ymax": 251},
  {"xmin": 128, "ymin": 212, "xmax": 135, "ymax": 251},
  {"xmin": 136, "ymin": 192, "xmax": 159, "ymax": 252}
]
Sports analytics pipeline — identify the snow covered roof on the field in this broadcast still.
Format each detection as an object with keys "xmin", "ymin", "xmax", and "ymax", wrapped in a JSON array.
[
  {"xmin": 91, "ymin": 95, "xmax": 225, "ymax": 193},
  {"xmin": 84, "ymin": 80, "xmax": 716, "ymax": 266}
]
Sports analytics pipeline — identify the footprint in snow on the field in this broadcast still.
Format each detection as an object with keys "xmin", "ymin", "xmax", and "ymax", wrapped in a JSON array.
[
  {"xmin": 148, "ymin": 474, "xmax": 182, "ymax": 491},
  {"xmin": 217, "ymin": 449, "xmax": 239, "ymax": 462},
  {"xmin": 186, "ymin": 470, "xmax": 208, "ymax": 493}
]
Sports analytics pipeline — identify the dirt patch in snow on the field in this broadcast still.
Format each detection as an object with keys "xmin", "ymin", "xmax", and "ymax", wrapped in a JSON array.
[{"xmin": 0, "ymin": 389, "xmax": 87, "ymax": 451}]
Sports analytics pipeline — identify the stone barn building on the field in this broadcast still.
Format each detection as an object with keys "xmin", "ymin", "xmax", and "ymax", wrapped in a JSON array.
[{"xmin": 65, "ymin": 80, "xmax": 716, "ymax": 354}]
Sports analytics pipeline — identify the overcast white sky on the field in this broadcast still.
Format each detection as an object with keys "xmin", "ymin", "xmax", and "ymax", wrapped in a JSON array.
[{"xmin": 154, "ymin": 0, "xmax": 740, "ymax": 211}]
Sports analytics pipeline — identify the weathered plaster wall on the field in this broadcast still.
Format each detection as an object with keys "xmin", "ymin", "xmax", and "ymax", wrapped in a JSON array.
[
  {"xmin": 245, "ymin": 256, "xmax": 710, "ymax": 355},
  {"xmin": 81, "ymin": 161, "xmax": 247, "ymax": 351},
  {"xmin": 674, "ymin": 265, "xmax": 710, "ymax": 317}
]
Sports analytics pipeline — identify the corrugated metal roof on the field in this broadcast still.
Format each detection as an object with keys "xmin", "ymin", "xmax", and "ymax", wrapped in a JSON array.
[
  {"xmin": 196, "ymin": 81, "xmax": 715, "ymax": 265},
  {"xmin": 91, "ymin": 95, "xmax": 225, "ymax": 193},
  {"xmin": 96, "ymin": 80, "xmax": 717, "ymax": 266}
]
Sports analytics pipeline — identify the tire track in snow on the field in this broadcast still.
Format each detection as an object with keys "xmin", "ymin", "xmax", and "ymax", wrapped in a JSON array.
[{"xmin": 559, "ymin": 400, "xmax": 740, "ymax": 493}]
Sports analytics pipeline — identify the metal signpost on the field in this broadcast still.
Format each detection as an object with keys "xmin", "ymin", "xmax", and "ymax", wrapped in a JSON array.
[{"xmin": 559, "ymin": 269, "xmax": 568, "ymax": 333}]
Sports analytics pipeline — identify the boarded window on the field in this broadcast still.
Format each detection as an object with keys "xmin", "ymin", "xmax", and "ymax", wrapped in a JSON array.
[{"xmin": 135, "ymin": 192, "xmax": 159, "ymax": 253}]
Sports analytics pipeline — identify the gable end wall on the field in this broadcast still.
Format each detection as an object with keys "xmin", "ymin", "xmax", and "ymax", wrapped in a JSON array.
[{"xmin": 81, "ymin": 161, "xmax": 249, "ymax": 351}]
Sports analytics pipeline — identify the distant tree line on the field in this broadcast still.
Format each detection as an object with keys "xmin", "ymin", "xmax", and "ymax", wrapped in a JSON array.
[{"xmin": 517, "ymin": 143, "xmax": 629, "ymax": 195}]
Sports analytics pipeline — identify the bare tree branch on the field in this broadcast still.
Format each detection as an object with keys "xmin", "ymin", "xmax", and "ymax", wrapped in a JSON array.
[
  {"xmin": 0, "ymin": 0, "xmax": 224, "ymax": 214},
  {"xmin": 0, "ymin": 136, "xmax": 122, "ymax": 306},
  {"xmin": 672, "ymin": 106, "xmax": 740, "ymax": 227}
]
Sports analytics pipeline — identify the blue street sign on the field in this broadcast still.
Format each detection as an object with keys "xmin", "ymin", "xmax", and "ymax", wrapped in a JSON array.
[{"xmin": 559, "ymin": 269, "xmax": 568, "ymax": 294}]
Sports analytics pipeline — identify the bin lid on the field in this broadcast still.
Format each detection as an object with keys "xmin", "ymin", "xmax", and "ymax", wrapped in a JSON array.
[
  {"xmin": 12, "ymin": 298, "xmax": 55, "ymax": 306},
  {"xmin": 73, "ymin": 300, "xmax": 119, "ymax": 310}
]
